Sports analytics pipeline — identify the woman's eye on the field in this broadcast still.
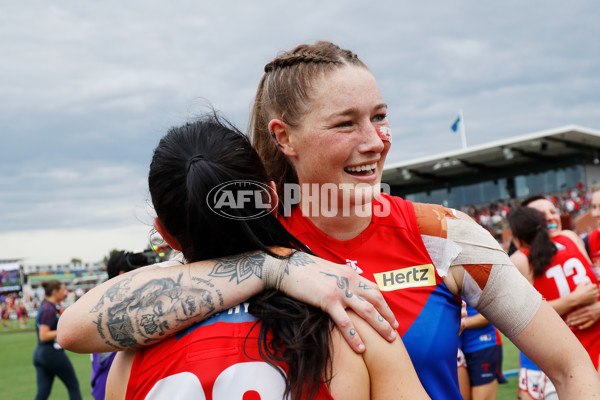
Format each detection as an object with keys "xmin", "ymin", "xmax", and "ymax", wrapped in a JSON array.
[
  {"xmin": 373, "ymin": 113, "xmax": 387, "ymax": 122},
  {"xmin": 335, "ymin": 121, "xmax": 353, "ymax": 128}
]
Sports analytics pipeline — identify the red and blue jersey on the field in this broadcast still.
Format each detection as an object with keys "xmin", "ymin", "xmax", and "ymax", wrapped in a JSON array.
[
  {"xmin": 280, "ymin": 194, "xmax": 463, "ymax": 399},
  {"xmin": 459, "ymin": 303, "xmax": 502, "ymax": 354},
  {"xmin": 127, "ymin": 303, "xmax": 333, "ymax": 400},
  {"xmin": 522, "ymin": 234, "xmax": 600, "ymax": 369},
  {"xmin": 585, "ymin": 228, "xmax": 600, "ymax": 269}
]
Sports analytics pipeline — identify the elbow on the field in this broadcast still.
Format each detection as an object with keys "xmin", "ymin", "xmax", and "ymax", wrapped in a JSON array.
[
  {"xmin": 544, "ymin": 346, "xmax": 597, "ymax": 389},
  {"xmin": 56, "ymin": 319, "xmax": 73, "ymax": 350},
  {"xmin": 57, "ymin": 316, "xmax": 83, "ymax": 353}
]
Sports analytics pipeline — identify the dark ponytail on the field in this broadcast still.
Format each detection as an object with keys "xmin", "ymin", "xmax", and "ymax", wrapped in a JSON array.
[
  {"xmin": 508, "ymin": 207, "xmax": 557, "ymax": 277},
  {"xmin": 149, "ymin": 112, "xmax": 332, "ymax": 400}
]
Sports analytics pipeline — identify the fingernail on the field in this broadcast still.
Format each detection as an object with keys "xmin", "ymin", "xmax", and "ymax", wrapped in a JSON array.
[
  {"xmin": 357, "ymin": 343, "xmax": 365, "ymax": 352},
  {"xmin": 389, "ymin": 330, "xmax": 396, "ymax": 340},
  {"xmin": 393, "ymin": 319, "xmax": 399, "ymax": 329}
]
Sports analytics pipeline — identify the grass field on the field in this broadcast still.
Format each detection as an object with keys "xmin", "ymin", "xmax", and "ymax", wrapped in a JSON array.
[
  {"xmin": 0, "ymin": 325, "xmax": 519, "ymax": 399},
  {"xmin": 0, "ymin": 326, "xmax": 93, "ymax": 400}
]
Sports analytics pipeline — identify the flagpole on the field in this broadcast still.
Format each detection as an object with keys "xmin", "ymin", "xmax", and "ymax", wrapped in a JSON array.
[{"xmin": 459, "ymin": 109, "xmax": 467, "ymax": 149}]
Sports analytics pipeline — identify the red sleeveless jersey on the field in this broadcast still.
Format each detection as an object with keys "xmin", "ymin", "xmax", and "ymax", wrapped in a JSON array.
[
  {"xmin": 587, "ymin": 228, "xmax": 600, "ymax": 266},
  {"xmin": 126, "ymin": 303, "xmax": 333, "ymax": 400},
  {"xmin": 524, "ymin": 234, "xmax": 600, "ymax": 368}
]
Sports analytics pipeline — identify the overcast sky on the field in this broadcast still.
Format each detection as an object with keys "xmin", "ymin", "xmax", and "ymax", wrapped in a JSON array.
[{"xmin": 1, "ymin": 1, "xmax": 599, "ymax": 265}]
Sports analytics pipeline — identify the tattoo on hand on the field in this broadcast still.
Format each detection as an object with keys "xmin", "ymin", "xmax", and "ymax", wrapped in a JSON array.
[
  {"xmin": 358, "ymin": 281, "xmax": 372, "ymax": 290},
  {"xmin": 321, "ymin": 272, "xmax": 364, "ymax": 300},
  {"xmin": 350, "ymin": 328, "xmax": 356, "ymax": 336}
]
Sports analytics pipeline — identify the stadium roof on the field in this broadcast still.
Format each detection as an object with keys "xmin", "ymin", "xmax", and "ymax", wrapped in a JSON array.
[{"xmin": 383, "ymin": 125, "xmax": 600, "ymax": 195}]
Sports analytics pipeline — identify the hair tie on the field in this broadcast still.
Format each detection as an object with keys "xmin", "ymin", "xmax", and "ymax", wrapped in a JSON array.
[{"xmin": 186, "ymin": 154, "xmax": 205, "ymax": 172}]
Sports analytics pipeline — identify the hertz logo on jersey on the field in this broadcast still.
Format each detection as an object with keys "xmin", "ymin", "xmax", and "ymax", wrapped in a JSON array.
[{"xmin": 373, "ymin": 264, "xmax": 436, "ymax": 291}]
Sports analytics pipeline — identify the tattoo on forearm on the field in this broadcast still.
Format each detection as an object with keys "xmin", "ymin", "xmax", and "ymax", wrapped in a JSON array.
[
  {"xmin": 191, "ymin": 276, "xmax": 215, "ymax": 288},
  {"xmin": 288, "ymin": 251, "xmax": 315, "ymax": 267},
  {"xmin": 209, "ymin": 253, "xmax": 266, "ymax": 284},
  {"xmin": 90, "ymin": 250, "xmax": 313, "ymax": 350},
  {"xmin": 92, "ymin": 272, "xmax": 216, "ymax": 349},
  {"xmin": 91, "ymin": 274, "xmax": 136, "ymax": 313},
  {"xmin": 216, "ymin": 289, "xmax": 224, "ymax": 307},
  {"xmin": 106, "ymin": 314, "xmax": 138, "ymax": 348}
]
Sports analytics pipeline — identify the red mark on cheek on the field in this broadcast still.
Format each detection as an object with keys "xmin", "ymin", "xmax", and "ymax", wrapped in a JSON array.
[{"xmin": 375, "ymin": 126, "xmax": 392, "ymax": 143}]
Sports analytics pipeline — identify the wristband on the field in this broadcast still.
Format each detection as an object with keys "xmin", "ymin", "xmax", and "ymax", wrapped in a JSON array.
[{"xmin": 263, "ymin": 254, "xmax": 289, "ymax": 290}]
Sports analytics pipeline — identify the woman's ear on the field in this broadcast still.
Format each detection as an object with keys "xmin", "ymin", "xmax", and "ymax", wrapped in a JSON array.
[
  {"xmin": 268, "ymin": 119, "xmax": 297, "ymax": 157},
  {"xmin": 153, "ymin": 218, "xmax": 182, "ymax": 251}
]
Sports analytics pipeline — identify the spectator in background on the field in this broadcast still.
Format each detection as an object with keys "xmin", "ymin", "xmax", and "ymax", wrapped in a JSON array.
[
  {"xmin": 1, "ymin": 302, "xmax": 10, "ymax": 330},
  {"xmin": 584, "ymin": 187, "xmax": 600, "ymax": 278},
  {"xmin": 33, "ymin": 280, "xmax": 82, "ymax": 400},
  {"xmin": 509, "ymin": 204, "xmax": 600, "ymax": 399},
  {"xmin": 90, "ymin": 250, "xmax": 150, "ymax": 400},
  {"xmin": 17, "ymin": 300, "xmax": 28, "ymax": 328},
  {"xmin": 458, "ymin": 301, "xmax": 507, "ymax": 400}
]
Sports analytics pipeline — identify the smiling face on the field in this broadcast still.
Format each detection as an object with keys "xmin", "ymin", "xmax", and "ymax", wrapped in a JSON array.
[
  {"xmin": 283, "ymin": 66, "xmax": 391, "ymax": 207},
  {"xmin": 526, "ymin": 198, "xmax": 562, "ymax": 236}
]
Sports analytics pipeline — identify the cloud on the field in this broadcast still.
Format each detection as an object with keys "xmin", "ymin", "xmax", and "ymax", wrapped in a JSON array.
[{"xmin": 1, "ymin": 0, "xmax": 599, "ymax": 263}]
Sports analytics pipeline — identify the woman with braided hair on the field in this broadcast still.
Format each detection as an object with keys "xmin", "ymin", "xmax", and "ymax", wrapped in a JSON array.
[
  {"xmin": 59, "ymin": 41, "xmax": 600, "ymax": 399},
  {"xmin": 104, "ymin": 114, "xmax": 428, "ymax": 400},
  {"xmin": 509, "ymin": 203, "xmax": 600, "ymax": 400},
  {"xmin": 242, "ymin": 40, "xmax": 600, "ymax": 398}
]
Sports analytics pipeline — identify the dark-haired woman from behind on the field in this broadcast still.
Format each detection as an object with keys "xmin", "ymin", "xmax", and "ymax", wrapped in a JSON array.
[
  {"xmin": 509, "ymin": 206, "xmax": 600, "ymax": 400},
  {"xmin": 105, "ymin": 114, "xmax": 428, "ymax": 400},
  {"xmin": 34, "ymin": 280, "xmax": 82, "ymax": 400}
]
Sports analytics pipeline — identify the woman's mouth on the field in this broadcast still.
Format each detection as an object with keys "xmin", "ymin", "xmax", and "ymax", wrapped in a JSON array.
[{"xmin": 344, "ymin": 162, "xmax": 377, "ymax": 176}]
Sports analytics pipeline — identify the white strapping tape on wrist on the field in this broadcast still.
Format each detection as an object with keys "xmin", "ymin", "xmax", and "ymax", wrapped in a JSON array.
[{"xmin": 263, "ymin": 254, "xmax": 288, "ymax": 290}]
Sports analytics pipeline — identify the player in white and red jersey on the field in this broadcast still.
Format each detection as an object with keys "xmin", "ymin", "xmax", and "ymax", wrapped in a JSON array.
[{"xmin": 509, "ymin": 203, "xmax": 600, "ymax": 379}]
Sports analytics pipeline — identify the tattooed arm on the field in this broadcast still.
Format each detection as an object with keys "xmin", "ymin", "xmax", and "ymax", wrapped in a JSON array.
[{"xmin": 57, "ymin": 251, "xmax": 397, "ymax": 354}]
